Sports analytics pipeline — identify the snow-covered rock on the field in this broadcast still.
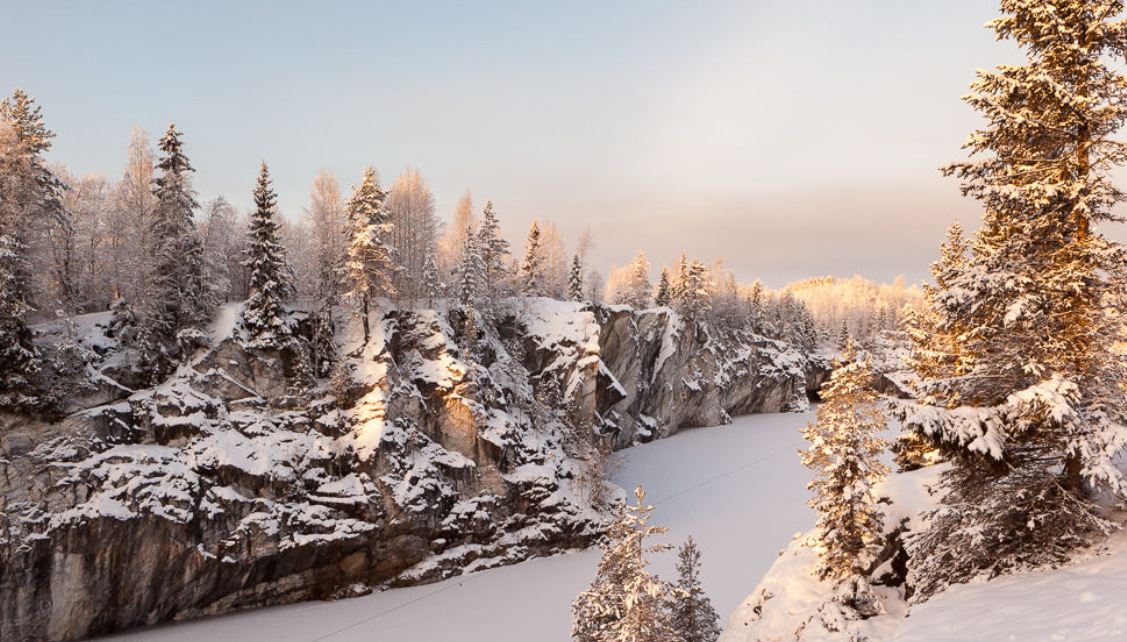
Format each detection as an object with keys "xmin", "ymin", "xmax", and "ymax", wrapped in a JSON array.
[{"xmin": 0, "ymin": 299, "xmax": 818, "ymax": 641}]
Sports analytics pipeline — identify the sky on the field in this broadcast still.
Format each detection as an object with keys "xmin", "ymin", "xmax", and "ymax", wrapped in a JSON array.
[{"xmin": 0, "ymin": 0, "xmax": 1078, "ymax": 287}]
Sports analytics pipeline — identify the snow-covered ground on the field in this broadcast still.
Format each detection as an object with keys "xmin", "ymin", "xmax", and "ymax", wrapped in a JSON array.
[
  {"xmin": 893, "ymin": 529, "xmax": 1127, "ymax": 642},
  {"xmin": 93, "ymin": 412, "xmax": 818, "ymax": 642}
]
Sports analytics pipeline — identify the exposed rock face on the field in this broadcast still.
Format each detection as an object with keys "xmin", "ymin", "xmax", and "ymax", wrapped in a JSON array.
[
  {"xmin": 0, "ymin": 300, "xmax": 817, "ymax": 641},
  {"xmin": 590, "ymin": 306, "xmax": 814, "ymax": 445}
]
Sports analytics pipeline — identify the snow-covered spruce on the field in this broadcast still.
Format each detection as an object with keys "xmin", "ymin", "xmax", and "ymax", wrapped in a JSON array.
[
  {"xmin": 0, "ymin": 89, "xmax": 69, "ymax": 412},
  {"xmin": 520, "ymin": 219, "xmax": 544, "ymax": 297},
  {"xmin": 892, "ymin": 0, "xmax": 1127, "ymax": 600},
  {"xmin": 240, "ymin": 161, "xmax": 294, "ymax": 349},
  {"xmin": 476, "ymin": 199, "xmax": 510, "ymax": 301},
  {"xmin": 569, "ymin": 253, "xmax": 585, "ymax": 303},
  {"xmin": 802, "ymin": 338, "xmax": 889, "ymax": 589},
  {"xmin": 341, "ymin": 166, "xmax": 396, "ymax": 344},
  {"xmin": 571, "ymin": 485, "xmax": 678, "ymax": 642},
  {"xmin": 140, "ymin": 122, "xmax": 214, "ymax": 379}
]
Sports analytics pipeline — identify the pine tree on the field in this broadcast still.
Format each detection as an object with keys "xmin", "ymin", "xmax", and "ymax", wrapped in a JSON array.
[
  {"xmin": 422, "ymin": 253, "xmax": 443, "ymax": 307},
  {"xmin": 571, "ymin": 485, "xmax": 679, "ymax": 642},
  {"xmin": 477, "ymin": 200, "xmax": 511, "ymax": 300},
  {"xmin": 654, "ymin": 266, "xmax": 672, "ymax": 308},
  {"xmin": 521, "ymin": 219, "xmax": 542, "ymax": 296},
  {"xmin": 0, "ymin": 89, "xmax": 68, "ymax": 409},
  {"xmin": 670, "ymin": 536, "xmax": 721, "ymax": 642},
  {"xmin": 342, "ymin": 166, "xmax": 396, "ymax": 344},
  {"xmin": 241, "ymin": 161, "xmax": 294, "ymax": 348},
  {"xmin": 568, "ymin": 254, "xmax": 585, "ymax": 302},
  {"xmin": 802, "ymin": 338, "xmax": 888, "ymax": 594},
  {"xmin": 898, "ymin": 0, "xmax": 1127, "ymax": 599}
]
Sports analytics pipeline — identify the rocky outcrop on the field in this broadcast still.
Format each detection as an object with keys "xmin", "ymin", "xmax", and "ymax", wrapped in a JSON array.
[
  {"xmin": 0, "ymin": 299, "xmax": 816, "ymax": 641},
  {"xmin": 589, "ymin": 306, "xmax": 815, "ymax": 445}
]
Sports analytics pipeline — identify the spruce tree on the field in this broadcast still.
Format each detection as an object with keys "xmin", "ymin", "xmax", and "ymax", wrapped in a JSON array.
[
  {"xmin": 654, "ymin": 266, "xmax": 672, "ymax": 308},
  {"xmin": 672, "ymin": 250, "xmax": 689, "ymax": 304},
  {"xmin": 802, "ymin": 338, "xmax": 888, "ymax": 602},
  {"xmin": 678, "ymin": 259, "xmax": 712, "ymax": 321},
  {"xmin": 747, "ymin": 279, "xmax": 764, "ymax": 333},
  {"xmin": 626, "ymin": 250, "xmax": 651, "ymax": 309},
  {"xmin": 571, "ymin": 485, "xmax": 679, "ymax": 642},
  {"xmin": 422, "ymin": 253, "xmax": 443, "ymax": 307},
  {"xmin": 241, "ymin": 161, "xmax": 294, "ymax": 348},
  {"xmin": 476, "ymin": 200, "xmax": 511, "ymax": 300},
  {"xmin": 342, "ymin": 166, "xmax": 396, "ymax": 344},
  {"xmin": 455, "ymin": 227, "xmax": 484, "ymax": 308},
  {"xmin": 141, "ymin": 122, "xmax": 213, "ymax": 376},
  {"xmin": 899, "ymin": 0, "xmax": 1127, "ymax": 599},
  {"xmin": 670, "ymin": 536, "xmax": 721, "ymax": 642},
  {"xmin": 521, "ymin": 219, "xmax": 542, "ymax": 296},
  {"xmin": 0, "ymin": 89, "xmax": 68, "ymax": 409},
  {"xmin": 568, "ymin": 254, "xmax": 585, "ymax": 302}
]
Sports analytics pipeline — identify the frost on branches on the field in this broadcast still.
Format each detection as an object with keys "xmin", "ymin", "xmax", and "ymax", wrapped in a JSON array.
[
  {"xmin": 476, "ymin": 200, "xmax": 510, "ymax": 301},
  {"xmin": 241, "ymin": 161, "xmax": 294, "ymax": 348},
  {"xmin": 571, "ymin": 485, "xmax": 679, "ymax": 642},
  {"xmin": 801, "ymin": 337, "xmax": 888, "ymax": 617},
  {"xmin": 0, "ymin": 89, "xmax": 69, "ymax": 411},
  {"xmin": 895, "ymin": 0, "xmax": 1127, "ymax": 599},
  {"xmin": 342, "ymin": 166, "xmax": 396, "ymax": 344}
]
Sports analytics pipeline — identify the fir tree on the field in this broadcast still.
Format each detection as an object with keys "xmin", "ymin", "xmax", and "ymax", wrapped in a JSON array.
[
  {"xmin": 422, "ymin": 253, "xmax": 443, "ymax": 307},
  {"xmin": 521, "ymin": 219, "xmax": 542, "ymax": 296},
  {"xmin": 477, "ymin": 200, "xmax": 511, "ymax": 300},
  {"xmin": 571, "ymin": 485, "xmax": 679, "ymax": 642},
  {"xmin": 898, "ymin": 0, "xmax": 1127, "ymax": 599},
  {"xmin": 654, "ymin": 266, "xmax": 672, "ymax": 308},
  {"xmin": 342, "ymin": 166, "xmax": 396, "ymax": 344},
  {"xmin": 241, "ymin": 161, "xmax": 294, "ymax": 348},
  {"xmin": 0, "ymin": 89, "xmax": 68, "ymax": 409},
  {"xmin": 670, "ymin": 536, "xmax": 721, "ymax": 642},
  {"xmin": 802, "ymin": 338, "xmax": 888, "ymax": 597},
  {"xmin": 568, "ymin": 254, "xmax": 585, "ymax": 302}
]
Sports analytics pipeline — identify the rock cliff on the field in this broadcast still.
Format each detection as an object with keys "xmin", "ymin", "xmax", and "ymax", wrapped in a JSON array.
[{"xmin": 0, "ymin": 299, "xmax": 820, "ymax": 641}]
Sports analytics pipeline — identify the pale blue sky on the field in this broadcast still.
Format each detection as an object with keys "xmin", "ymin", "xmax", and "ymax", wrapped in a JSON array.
[{"xmin": 2, "ymin": 0, "xmax": 1050, "ymax": 286}]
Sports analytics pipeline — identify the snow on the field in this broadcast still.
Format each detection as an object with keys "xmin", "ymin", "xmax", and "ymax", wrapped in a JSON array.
[
  {"xmin": 720, "ymin": 465, "xmax": 943, "ymax": 642},
  {"xmin": 210, "ymin": 303, "xmax": 244, "ymax": 345},
  {"xmin": 92, "ymin": 411, "xmax": 818, "ymax": 642},
  {"xmin": 892, "ymin": 531, "xmax": 1127, "ymax": 642},
  {"xmin": 81, "ymin": 406, "xmax": 1127, "ymax": 642}
]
